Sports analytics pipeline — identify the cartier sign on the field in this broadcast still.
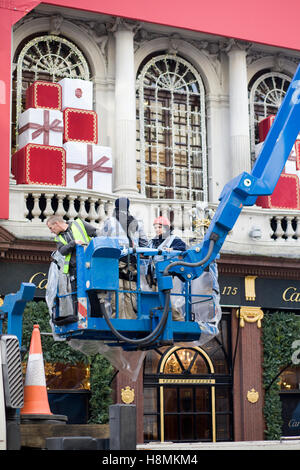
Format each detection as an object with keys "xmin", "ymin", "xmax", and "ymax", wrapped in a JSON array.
[
  {"xmin": 282, "ymin": 287, "xmax": 300, "ymax": 303},
  {"xmin": 0, "ymin": 262, "xmax": 50, "ymax": 298},
  {"xmin": 1, "ymin": 261, "xmax": 300, "ymax": 309},
  {"xmin": 28, "ymin": 272, "xmax": 48, "ymax": 290},
  {"xmin": 220, "ymin": 276, "xmax": 300, "ymax": 310}
]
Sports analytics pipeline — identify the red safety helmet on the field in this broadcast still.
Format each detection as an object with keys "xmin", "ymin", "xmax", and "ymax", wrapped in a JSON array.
[{"xmin": 153, "ymin": 216, "xmax": 171, "ymax": 226}]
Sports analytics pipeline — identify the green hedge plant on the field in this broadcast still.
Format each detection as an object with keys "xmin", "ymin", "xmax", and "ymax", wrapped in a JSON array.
[{"xmin": 262, "ymin": 311, "xmax": 300, "ymax": 440}]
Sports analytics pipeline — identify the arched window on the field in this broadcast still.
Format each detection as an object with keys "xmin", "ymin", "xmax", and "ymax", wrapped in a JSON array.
[
  {"xmin": 12, "ymin": 34, "xmax": 91, "ymax": 151},
  {"xmin": 249, "ymin": 71, "xmax": 292, "ymax": 155},
  {"xmin": 136, "ymin": 54, "xmax": 207, "ymax": 201}
]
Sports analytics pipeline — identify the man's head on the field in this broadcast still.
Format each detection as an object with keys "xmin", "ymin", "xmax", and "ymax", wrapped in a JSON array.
[{"xmin": 47, "ymin": 215, "xmax": 68, "ymax": 235}]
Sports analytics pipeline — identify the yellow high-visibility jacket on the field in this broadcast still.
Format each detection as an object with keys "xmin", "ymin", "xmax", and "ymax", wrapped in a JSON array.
[{"xmin": 55, "ymin": 219, "xmax": 91, "ymax": 274}]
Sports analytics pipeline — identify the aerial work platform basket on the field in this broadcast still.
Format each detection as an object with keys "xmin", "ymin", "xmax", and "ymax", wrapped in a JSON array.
[{"xmin": 46, "ymin": 238, "xmax": 221, "ymax": 351}]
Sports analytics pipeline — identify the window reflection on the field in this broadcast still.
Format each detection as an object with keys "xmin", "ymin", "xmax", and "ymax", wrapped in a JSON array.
[
  {"xmin": 43, "ymin": 363, "xmax": 90, "ymax": 390},
  {"xmin": 164, "ymin": 348, "xmax": 209, "ymax": 375},
  {"xmin": 279, "ymin": 367, "xmax": 300, "ymax": 390}
]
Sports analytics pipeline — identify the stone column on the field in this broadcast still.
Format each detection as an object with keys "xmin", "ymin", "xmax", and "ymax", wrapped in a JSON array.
[
  {"xmin": 112, "ymin": 364, "xmax": 144, "ymax": 444},
  {"xmin": 232, "ymin": 307, "xmax": 265, "ymax": 441},
  {"xmin": 226, "ymin": 40, "xmax": 251, "ymax": 177},
  {"xmin": 113, "ymin": 20, "xmax": 139, "ymax": 195}
]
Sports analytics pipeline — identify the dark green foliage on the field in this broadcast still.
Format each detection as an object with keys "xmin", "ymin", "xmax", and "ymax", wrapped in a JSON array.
[
  {"xmin": 262, "ymin": 311, "xmax": 300, "ymax": 440},
  {"xmin": 88, "ymin": 354, "xmax": 114, "ymax": 424},
  {"xmin": 22, "ymin": 300, "xmax": 88, "ymax": 364}
]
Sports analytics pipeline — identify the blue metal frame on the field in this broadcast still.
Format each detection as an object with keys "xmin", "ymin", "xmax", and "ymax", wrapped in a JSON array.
[
  {"xmin": 53, "ymin": 241, "xmax": 215, "ymax": 347},
  {"xmin": 0, "ymin": 283, "xmax": 36, "ymax": 344}
]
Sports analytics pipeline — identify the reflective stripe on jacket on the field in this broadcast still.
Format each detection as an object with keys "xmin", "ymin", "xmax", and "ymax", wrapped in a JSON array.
[{"xmin": 55, "ymin": 219, "xmax": 91, "ymax": 274}]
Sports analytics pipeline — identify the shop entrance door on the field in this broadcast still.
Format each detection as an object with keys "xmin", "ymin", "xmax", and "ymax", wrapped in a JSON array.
[
  {"xmin": 143, "ymin": 317, "xmax": 233, "ymax": 443},
  {"xmin": 161, "ymin": 381, "xmax": 215, "ymax": 441},
  {"xmin": 158, "ymin": 346, "xmax": 216, "ymax": 442}
]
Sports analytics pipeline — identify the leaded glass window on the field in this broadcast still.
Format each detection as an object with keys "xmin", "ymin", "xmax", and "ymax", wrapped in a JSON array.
[
  {"xmin": 12, "ymin": 35, "xmax": 90, "ymax": 151},
  {"xmin": 136, "ymin": 54, "xmax": 207, "ymax": 201}
]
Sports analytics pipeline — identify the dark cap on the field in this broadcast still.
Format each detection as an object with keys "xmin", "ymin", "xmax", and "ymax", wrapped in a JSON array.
[{"xmin": 115, "ymin": 197, "xmax": 130, "ymax": 210}]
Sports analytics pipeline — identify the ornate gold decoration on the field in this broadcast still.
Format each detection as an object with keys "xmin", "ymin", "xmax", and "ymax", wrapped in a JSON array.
[
  {"xmin": 247, "ymin": 388, "xmax": 259, "ymax": 404},
  {"xmin": 238, "ymin": 306, "xmax": 264, "ymax": 328},
  {"xmin": 159, "ymin": 378, "xmax": 215, "ymax": 384},
  {"xmin": 121, "ymin": 386, "xmax": 135, "ymax": 404},
  {"xmin": 244, "ymin": 275, "xmax": 257, "ymax": 301},
  {"xmin": 193, "ymin": 218, "xmax": 211, "ymax": 229}
]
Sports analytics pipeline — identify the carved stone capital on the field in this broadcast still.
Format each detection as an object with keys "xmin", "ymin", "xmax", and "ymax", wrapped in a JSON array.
[
  {"xmin": 222, "ymin": 38, "xmax": 252, "ymax": 54},
  {"xmin": 49, "ymin": 14, "xmax": 64, "ymax": 35},
  {"xmin": 109, "ymin": 17, "xmax": 141, "ymax": 36}
]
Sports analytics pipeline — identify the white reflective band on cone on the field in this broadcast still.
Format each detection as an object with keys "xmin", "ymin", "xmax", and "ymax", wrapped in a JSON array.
[{"xmin": 24, "ymin": 353, "xmax": 46, "ymax": 387}]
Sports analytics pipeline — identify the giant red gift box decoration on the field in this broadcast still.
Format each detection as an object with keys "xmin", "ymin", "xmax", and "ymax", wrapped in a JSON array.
[
  {"xmin": 63, "ymin": 108, "xmax": 98, "ymax": 144},
  {"xmin": 25, "ymin": 81, "xmax": 62, "ymax": 111},
  {"xmin": 256, "ymin": 114, "xmax": 300, "ymax": 209},
  {"xmin": 58, "ymin": 78, "xmax": 93, "ymax": 111},
  {"xmin": 13, "ymin": 77, "xmax": 113, "ymax": 192},
  {"xmin": 18, "ymin": 108, "xmax": 63, "ymax": 149},
  {"xmin": 64, "ymin": 142, "xmax": 112, "ymax": 192},
  {"xmin": 12, "ymin": 143, "xmax": 66, "ymax": 186},
  {"xmin": 296, "ymin": 141, "xmax": 300, "ymax": 170},
  {"xmin": 258, "ymin": 115, "xmax": 275, "ymax": 142},
  {"xmin": 256, "ymin": 174, "xmax": 300, "ymax": 209}
]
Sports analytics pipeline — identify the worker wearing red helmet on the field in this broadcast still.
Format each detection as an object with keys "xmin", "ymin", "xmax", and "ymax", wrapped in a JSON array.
[
  {"xmin": 150, "ymin": 216, "xmax": 186, "ymax": 252},
  {"xmin": 147, "ymin": 216, "xmax": 186, "ymax": 321}
]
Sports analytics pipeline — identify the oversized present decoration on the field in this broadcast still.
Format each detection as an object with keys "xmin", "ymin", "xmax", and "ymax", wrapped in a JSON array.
[
  {"xmin": 295, "ymin": 141, "xmax": 300, "ymax": 170},
  {"xmin": 258, "ymin": 115, "xmax": 275, "ymax": 142},
  {"xmin": 64, "ymin": 141, "xmax": 112, "ymax": 192},
  {"xmin": 63, "ymin": 108, "xmax": 98, "ymax": 144},
  {"xmin": 25, "ymin": 81, "xmax": 62, "ymax": 111},
  {"xmin": 11, "ymin": 143, "xmax": 66, "ymax": 186},
  {"xmin": 18, "ymin": 108, "xmax": 63, "ymax": 149},
  {"xmin": 282, "ymin": 143, "xmax": 300, "ymax": 174},
  {"xmin": 58, "ymin": 78, "xmax": 93, "ymax": 110},
  {"xmin": 256, "ymin": 173, "xmax": 300, "ymax": 209}
]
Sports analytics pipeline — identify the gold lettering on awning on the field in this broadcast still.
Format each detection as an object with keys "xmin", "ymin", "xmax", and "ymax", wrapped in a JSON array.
[{"xmin": 159, "ymin": 378, "xmax": 215, "ymax": 384}]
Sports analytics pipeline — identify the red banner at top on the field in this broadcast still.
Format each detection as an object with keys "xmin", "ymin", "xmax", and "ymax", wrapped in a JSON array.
[{"xmin": 8, "ymin": 0, "xmax": 300, "ymax": 51}]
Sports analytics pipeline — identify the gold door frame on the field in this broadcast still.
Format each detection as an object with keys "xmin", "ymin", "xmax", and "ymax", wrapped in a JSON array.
[{"xmin": 158, "ymin": 345, "xmax": 216, "ymax": 442}]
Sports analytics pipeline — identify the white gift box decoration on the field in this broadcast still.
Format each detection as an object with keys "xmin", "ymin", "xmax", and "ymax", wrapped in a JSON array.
[
  {"xmin": 64, "ymin": 141, "xmax": 112, "ymax": 193},
  {"xmin": 18, "ymin": 108, "xmax": 63, "ymax": 149},
  {"xmin": 58, "ymin": 78, "xmax": 93, "ymax": 111}
]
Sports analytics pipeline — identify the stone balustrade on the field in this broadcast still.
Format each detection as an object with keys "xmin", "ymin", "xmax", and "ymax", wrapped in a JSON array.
[{"xmin": 2, "ymin": 184, "xmax": 300, "ymax": 259}]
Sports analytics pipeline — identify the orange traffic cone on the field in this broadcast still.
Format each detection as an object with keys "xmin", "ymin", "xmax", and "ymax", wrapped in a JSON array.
[{"xmin": 21, "ymin": 324, "xmax": 52, "ymax": 416}]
